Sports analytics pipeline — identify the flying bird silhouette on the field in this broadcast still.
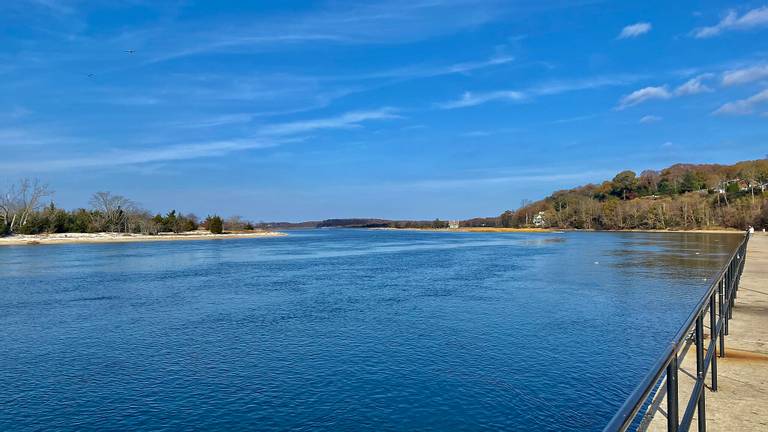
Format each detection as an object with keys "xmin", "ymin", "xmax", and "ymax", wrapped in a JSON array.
[{"xmin": 124, "ymin": 50, "xmax": 136, "ymax": 54}]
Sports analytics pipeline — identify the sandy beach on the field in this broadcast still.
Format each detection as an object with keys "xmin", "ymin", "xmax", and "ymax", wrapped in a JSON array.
[{"xmin": 0, "ymin": 231, "xmax": 286, "ymax": 246}]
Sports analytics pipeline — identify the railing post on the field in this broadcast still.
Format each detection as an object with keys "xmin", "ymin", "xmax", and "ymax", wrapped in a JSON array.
[
  {"xmin": 724, "ymin": 267, "xmax": 730, "ymax": 335},
  {"xmin": 709, "ymin": 293, "xmax": 718, "ymax": 391},
  {"xmin": 696, "ymin": 314, "xmax": 706, "ymax": 432},
  {"xmin": 731, "ymin": 259, "xmax": 737, "ymax": 303},
  {"xmin": 728, "ymin": 261, "xmax": 735, "ymax": 319},
  {"xmin": 667, "ymin": 354, "xmax": 679, "ymax": 432},
  {"xmin": 718, "ymin": 278, "xmax": 725, "ymax": 357}
]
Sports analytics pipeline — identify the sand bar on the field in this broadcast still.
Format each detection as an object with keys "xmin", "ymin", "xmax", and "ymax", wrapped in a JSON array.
[{"xmin": 0, "ymin": 231, "xmax": 286, "ymax": 246}]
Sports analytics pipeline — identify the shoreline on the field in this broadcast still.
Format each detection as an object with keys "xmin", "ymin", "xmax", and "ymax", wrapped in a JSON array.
[
  {"xmin": 371, "ymin": 227, "xmax": 558, "ymax": 233},
  {"xmin": 371, "ymin": 227, "xmax": 746, "ymax": 234},
  {"xmin": 0, "ymin": 231, "xmax": 286, "ymax": 246},
  {"xmin": 580, "ymin": 228, "xmax": 745, "ymax": 234}
]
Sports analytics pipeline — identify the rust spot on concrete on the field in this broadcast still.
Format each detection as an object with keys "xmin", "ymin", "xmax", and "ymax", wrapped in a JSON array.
[{"xmin": 720, "ymin": 348, "xmax": 768, "ymax": 362}]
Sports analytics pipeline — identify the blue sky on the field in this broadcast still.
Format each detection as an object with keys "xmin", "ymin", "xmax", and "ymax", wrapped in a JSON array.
[{"xmin": 1, "ymin": 0, "xmax": 768, "ymax": 221}]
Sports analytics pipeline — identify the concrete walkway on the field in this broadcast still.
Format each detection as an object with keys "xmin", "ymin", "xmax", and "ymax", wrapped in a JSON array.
[{"xmin": 648, "ymin": 233, "xmax": 768, "ymax": 431}]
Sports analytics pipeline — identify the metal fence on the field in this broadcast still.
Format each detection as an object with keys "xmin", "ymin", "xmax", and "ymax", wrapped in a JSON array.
[{"xmin": 603, "ymin": 233, "xmax": 750, "ymax": 432}]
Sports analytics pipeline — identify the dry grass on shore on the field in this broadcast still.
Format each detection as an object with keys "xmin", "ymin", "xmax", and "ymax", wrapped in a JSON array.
[{"xmin": 446, "ymin": 227, "xmax": 557, "ymax": 233}]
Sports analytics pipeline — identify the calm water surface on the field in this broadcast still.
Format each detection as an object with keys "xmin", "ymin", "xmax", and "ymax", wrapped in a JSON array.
[{"xmin": 0, "ymin": 230, "xmax": 741, "ymax": 431}]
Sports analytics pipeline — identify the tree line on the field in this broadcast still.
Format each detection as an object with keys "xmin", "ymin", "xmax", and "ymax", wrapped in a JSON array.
[
  {"xmin": 0, "ymin": 181, "xmax": 253, "ymax": 236},
  {"xmin": 490, "ymin": 158, "xmax": 768, "ymax": 230}
]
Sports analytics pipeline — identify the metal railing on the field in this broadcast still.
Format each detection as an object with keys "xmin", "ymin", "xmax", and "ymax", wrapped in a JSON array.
[{"xmin": 603, "ymin": 233, "xmax": 750, "ymax": 432}]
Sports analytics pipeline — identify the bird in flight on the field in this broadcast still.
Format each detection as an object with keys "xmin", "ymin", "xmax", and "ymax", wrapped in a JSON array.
[{"xmin": 124, "ymin": 49, "xmax": 136, "ymax": 54}]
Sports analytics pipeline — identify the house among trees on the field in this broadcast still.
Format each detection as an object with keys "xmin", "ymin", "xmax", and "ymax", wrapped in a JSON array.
[
  {"xmin": 533, "ymin": 211, "xmax": 546, "ymax": 227},
  {"xmin": 448, "ymin": 220, "xmax": 460, "ymax": 229}
]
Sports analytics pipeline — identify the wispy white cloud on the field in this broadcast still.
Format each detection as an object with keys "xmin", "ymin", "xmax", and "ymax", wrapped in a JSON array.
[
  {"xmin": 617, "ymin": 86, "xmax": 671, "ymax": 109},
  {"xmin": 713, "ymin": 88, "xmax": 768, "ymax": 115},
  {"xmin": 437, "ymin": 90, "xmax": 526, "ymax": 109},
  {"xmin": 618, "ymin": 75, "xmax": 712, "ymax": 109},
  {"xmin": 146, "ymin": 34, "xmax": 349, "ymax": 65},
  {"xmin": 340, "ymin": 55, "xmax": 515, "ymax": 81},
  {"xmin": 0, "ymin": 138, "xmax": 284, "ymax": 172},
  {"xmin": 24, "ymin": 0, "xmax": 75, "ymax": 15},
  {"xmin": 109, "ymin": 96, "xmax": 162, "ymax": 106},
  {"xmin": 138, "ymin": 0, "xmax": 510, "ymax": 64},
  {"xmin": 674, "ymin": 74, "xmax": 714, "ymax": 95},
  {"xmin": 0, "ymin": 126, "xmax": 72, "ymax": 147},
  {"xmin": 439, "ymin": 74, "xmax": 641, "ymax": 110},
  {"xmin": 406, "ymin": 170, "xmax": 612, "ymax": 189},
  {"xmin": 639, "ymin": 115, "xmax": 662, "ymax": 124},
  {"xmin": 693, "ymin": 6, "xmax": 768, "ymax": 38},
  {"xmin": 259, "ymin": 108, "xmax": 401, "ymax": 135},
  {"xmin": 618, "ymin": 22, "xmax": 652, "ymax": 39},
  {"xmin": 547, "ymin": 113, "xmax": 602, "ymax": 124},
  {"xmin": 721, "ymin": 64, "xmax": 768, "ymax": 86},
  {"xmin": 0, "ymin": 108, "xmax": 400, "ymax": 171},
  {"xmin": 460, "ymin": 128, "xmax": 520, "ymax": 137},
  {"xmin": 530, "ymin": 74, "xmax": 643, "ymax": 96}
]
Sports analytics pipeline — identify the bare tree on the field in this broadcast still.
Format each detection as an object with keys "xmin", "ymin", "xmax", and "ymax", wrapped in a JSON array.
[
  {"xmin": 130, "ymin": 210, "xmax": 159, "ymax": 235},
  {"xmin": 224, "ymin": 215, "xmax": 246, "ymax": 231},
  {"xmin": 519, "ymin": 199, "xmax": 532, "ymax": 226},
  {"xmin": 0, "ymin": 178, "xmax": 52, "ymax": 233},
  {"xmin": 89, "ymin": 191, "xmax": 137, "ymax": 233}
]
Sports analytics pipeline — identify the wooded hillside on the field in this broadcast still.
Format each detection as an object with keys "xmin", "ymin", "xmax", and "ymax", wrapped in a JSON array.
[{"xmin": 492, "ymin": 158, "xmax": 768, "ymax": 230}]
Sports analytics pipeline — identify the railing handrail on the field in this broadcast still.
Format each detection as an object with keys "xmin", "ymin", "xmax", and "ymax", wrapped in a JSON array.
[{"xmin": 603, "ymin": 233, "xmax": 749, "ymax": 431}]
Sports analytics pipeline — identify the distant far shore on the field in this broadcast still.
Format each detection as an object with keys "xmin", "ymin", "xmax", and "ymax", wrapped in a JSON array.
[
  {"xmin": 0, "ymin": 230, "xmax": 286, "ymax": 246},
  {"xmin": 372, "ymin": 227, "xmax": 559, "ymax": 233}
]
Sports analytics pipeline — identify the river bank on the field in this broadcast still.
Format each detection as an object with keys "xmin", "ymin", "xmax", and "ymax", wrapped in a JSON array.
[
  {"xmin": 0, "ymin": 230, "xmax": 286, "ymax": 246},
  {"xmin": 373, "ymin": 227, "xmax": 745, "ymax": 234}
]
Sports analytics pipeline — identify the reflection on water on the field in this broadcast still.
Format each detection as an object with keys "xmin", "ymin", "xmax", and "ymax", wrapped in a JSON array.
[{"xmin": 0, "ymin": 230, "xmax": 741, "ymax": 431}]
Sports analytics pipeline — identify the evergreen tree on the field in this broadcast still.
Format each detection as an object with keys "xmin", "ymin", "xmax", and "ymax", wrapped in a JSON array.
[{"xmin": 207, "ymin": 215, "xmax": 224, "ymax": 234}]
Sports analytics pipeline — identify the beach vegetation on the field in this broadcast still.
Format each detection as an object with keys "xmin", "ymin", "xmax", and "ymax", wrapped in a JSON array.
[
  {"xmin": 206, "ymin": 215, "xmax": 224, "ymax": 234},
  {"xmin": 0, "ymin": 180, "xmax": 252, "ymax": 236}
]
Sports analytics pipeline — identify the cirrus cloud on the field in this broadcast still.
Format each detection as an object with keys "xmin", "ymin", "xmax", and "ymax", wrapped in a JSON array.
[
  {"xmin": 674, "ymin": 74, "xmax": 714, "ymax": 95},
  {"xmin": 693, "ymin": 6, "xmax": 768, "ymax": 38},
  {"xmin": 437, "ymin": 90, "xmax": 526, "ymax": 109},
  {"xmin": 713, "ymin": 89, "xmax": 768, "ymax": 115},
  {"xmin": 618, "ymin": 22, "xmax": 652, "ymax": 39},
  {"xmin": 721, "ymin": 65, "xmax": 768, "ymax": 86},
  {"xmin": 617, "ymin": 86, "xmax": 671, "ymax": 109},
  {"xmin": 639, "ymin": 115, "xmax": 662, "ymax": 124},
  {"xmin": 258, "ymin": 108, "xmax": 401, "ymax": 135}
]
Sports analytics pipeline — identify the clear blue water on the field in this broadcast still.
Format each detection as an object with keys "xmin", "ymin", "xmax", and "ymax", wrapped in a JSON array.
[{"xmin": 0, "ymin": 230, "xmax": 740, "ymax": 431}]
